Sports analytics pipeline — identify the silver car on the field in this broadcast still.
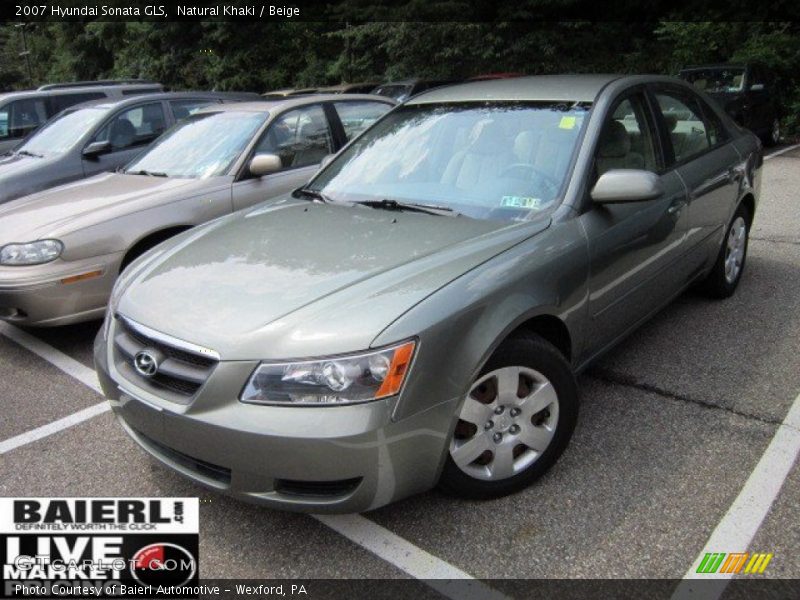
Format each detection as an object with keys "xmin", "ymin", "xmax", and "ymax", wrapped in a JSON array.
[
  {"xmin": 0, "ymin": 79, "xmax": 164, "ymax": 154},
  {"xmin": 0, "ymin": 95, "xmax": 394, "ymax": 326},
  {"xmin": 0, "ymin": 91, "xmax": 258, "ymax": 205},
  {"xmin": 95, "ymin": 75, "xmax": 761, "ymax": 512}
]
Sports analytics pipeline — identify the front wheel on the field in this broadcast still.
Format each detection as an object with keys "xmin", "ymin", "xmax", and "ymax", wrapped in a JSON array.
[{"xmin": 438, "ymin": 334, "xmax": 578, "ymax": 500}]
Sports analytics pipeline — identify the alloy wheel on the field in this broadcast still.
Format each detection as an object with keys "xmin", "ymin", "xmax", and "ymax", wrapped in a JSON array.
[
  {"xmin": 771, "ymin": 118, "xmax": 780, "ymax": 145},
  {"xmin": 724, "ymin": 216, "xmax": 747, "ymax": 284},
  {"xmin": 450, "ymin": 366, "xmax": 559, "ymax": 481}
]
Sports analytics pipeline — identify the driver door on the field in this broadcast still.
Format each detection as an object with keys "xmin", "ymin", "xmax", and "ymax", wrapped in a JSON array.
[
  {"xmin": 579, "ymin": 91, "xmax": 690, "ymax": 357},
  {"xmin": 232, "ymin": 103, "xmax": 334, "ymax": 211}
]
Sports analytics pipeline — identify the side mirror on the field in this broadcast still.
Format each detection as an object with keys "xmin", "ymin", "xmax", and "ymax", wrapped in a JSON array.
[
  {"xmin": 82, "ymin": 140, "xmax": 112, "ymax": 158},
  {"xmin": 591, "ymin": 169, "xmax": 664, "ymax": 204},
  {"xmin": 749, "ymin": 83, "xmax": 765, "ymax": 92},
  {"xmin": 319, "ymin": 153, "xmax": 335, "ymax": 169},
  {"xmin": 249, "ymin": 153, "xmax": 282, "ymax": 177}
]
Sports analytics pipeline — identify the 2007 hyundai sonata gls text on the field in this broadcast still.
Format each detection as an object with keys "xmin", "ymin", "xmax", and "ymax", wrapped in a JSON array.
[{"xmin": 95, "ymin": 75, "xmax": 761, "ymax": 512}]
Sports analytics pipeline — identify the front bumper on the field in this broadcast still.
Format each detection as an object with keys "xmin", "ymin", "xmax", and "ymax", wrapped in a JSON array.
[
  {"xmin": 0, "ymin": 253, "xmax": 123, "ymax": 326},
  {"xmin": 94, "ymin": 327, "xmax": 456, "ymax": 513}
]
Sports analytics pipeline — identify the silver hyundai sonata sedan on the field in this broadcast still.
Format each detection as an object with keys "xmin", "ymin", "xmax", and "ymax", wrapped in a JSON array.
[{"xmin": 94, "ymin": 75, "xmax": 761, "ymax": 512}]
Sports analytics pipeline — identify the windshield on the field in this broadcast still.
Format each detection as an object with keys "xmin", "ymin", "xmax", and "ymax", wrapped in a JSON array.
[
  {"xmin": 124, "ymin": 111, "xmax": 267, "ymax": 178},
  {"xmin": 681, "ymin": 68, "xmax": 745, "ymax": 93},
  {"xmin": 309, "ymin": 102, "xmax": 590, "ymax": 221},
  {"xmin": 18, "ymin": 107, "xmax": 107, "ymax": 156}
]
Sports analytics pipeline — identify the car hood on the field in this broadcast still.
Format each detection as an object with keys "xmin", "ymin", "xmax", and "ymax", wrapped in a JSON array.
[
  {"xmin": 117, "ymin": 200, "xmax": 551, "ymax": 360},
  {"xmin": 0, "ymin": 153, "xmax": 63, "ymax": 203},
  {"xmin": 0, "ymin": 173, "xmax": 222, "ymax": 243}
]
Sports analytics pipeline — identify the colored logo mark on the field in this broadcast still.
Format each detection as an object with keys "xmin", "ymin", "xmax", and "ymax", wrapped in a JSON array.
[{"xmin": 696, "ymin": 552, "xmax": 773, "ymax": 574}]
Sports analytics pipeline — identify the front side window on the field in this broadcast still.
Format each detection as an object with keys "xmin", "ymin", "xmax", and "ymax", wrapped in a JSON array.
[
  {"xmin": 51, "ymin": 92, "xmax": 105, "ymax": 113},
  {"xmin": 92, "ymin": 102, "xmax": 167, "ymax": 151},
  {"xmin": 654, "ymin": 91, "xmax": 712, "ymax": 163},
  {"xmin": 595, "ymin": 95, "xmax": 658, "ymax": 177},
  {"xmin": 0, "ymin": 98, "xmax": 47, "ymax": 141},
  {"xmin": 255, "ymin": 104, "xmax": 333, "ymax": 170},
  {"xmin": 333, "ymin": 101, "xmax": 392, "ymax": 141},
  {"xmin": 18, "ymin": 107, "xmax": 106, "ymax": 155},
  {"xmin": 124, "ymin": 111, "xmax": 267, "ymax": 179},
  {"xmin": 309, "ymin": 101, "xmax": 591, "ymax": 221}
]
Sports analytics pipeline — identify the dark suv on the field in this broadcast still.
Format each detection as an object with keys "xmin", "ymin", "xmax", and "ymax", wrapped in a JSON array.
[
  {"xmin": 0, "ymin": 80, "xmax": 164, "ymax": 154},
  {"xmin": 679, "ymin": 63, "xmax": 781, "ymax": 146}
]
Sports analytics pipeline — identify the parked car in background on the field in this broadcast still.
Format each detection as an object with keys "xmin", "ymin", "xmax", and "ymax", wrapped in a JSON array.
[
  {"xmin": 372, "ymin": 78, "xmax": 459, "ymax": 102},
  {"xmin": 679, "ymin": 63, "xmax": 782, "ymax": 146},
  {"xmin": 319, "ymin": 82, "xmax": 381, "ymax": 94},
  {"xmin": 95, "ymin": 74, "xmax": 760, "ymax": 512},
  {"xmin": 0, "ymin": 94, "xmax": 395, "ymax": 326},
  {"xmin": 0, "ymin": 79, "xmax": 163, "ymax": 154},
  {"xmin": 0, "ymin": 91, "xmax": 258, "ymax": 205},
  {"xmin": 262, "ymin": 88, "xmax": 319, "ymax": 99}
]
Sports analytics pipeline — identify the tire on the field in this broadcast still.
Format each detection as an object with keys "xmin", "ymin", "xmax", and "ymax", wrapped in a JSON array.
[
  {"xmin": 761, "ymin": 117, "xmax": 780, "ymax": 147},
  {"xmin": 700, "ymin": 203, "xmax": 750, "ymax": 299},
  {"xmin": 438, "ymin": 333, "xmax": 578, "ymax": 500}
]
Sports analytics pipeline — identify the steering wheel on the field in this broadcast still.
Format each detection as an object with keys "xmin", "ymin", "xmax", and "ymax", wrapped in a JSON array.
[{"xmin": 500, "ymin": 163, "xmax": 560, "ymax": 189}]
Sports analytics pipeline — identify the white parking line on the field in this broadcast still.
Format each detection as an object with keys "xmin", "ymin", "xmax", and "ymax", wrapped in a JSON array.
[
  {"xmin": 0, "ymin": 402, "xmax": 110, "ymax": 455},
  {"xmin": 0, "ymin": 322, "xmax": 102, "ymax": 393},
  {"xmin": 316, "ymin": 514, "xmax": 506, "ymax": 599},
  {"xmin": 0, "ymin": 323, "xmax": 501, "ymax": 599},
  {"xmin": 764, "ymin": 142, "xmax": 800, "ymax": 161},
  {"xmin": 673, "ymin": 390, "xmax": 800, "ymax": 599}
]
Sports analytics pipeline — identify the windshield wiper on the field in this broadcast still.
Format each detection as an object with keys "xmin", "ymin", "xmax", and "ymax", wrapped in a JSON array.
[
  {"xmin": 127, "ymin": 169, "xmax": 168, "ymax": 177},
  {"xmin": 15, "ymin": 150, "xmax": 43, "ymax": 158},
  {"xmin": 292, "ymin": 187, "xmax": 332, "ymax": 203},
  {"xmin": 356, "ymin": 198, "xmax": 459, "ymax": 217}
]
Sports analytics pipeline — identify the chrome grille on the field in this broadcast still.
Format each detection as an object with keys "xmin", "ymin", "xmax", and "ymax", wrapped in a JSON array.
[{"xmin": 112, "ymin": 315, "xmax": 218, "ymax": 401}]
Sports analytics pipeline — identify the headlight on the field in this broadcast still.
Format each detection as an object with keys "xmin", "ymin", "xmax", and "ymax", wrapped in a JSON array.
[
  {"xmin": 0, "ymin": 240, "xmax": 63, "ymax": 266},
  {"xmin": 240, "ymin": 340, "xmax": 416, "ymax": 405},
  {"xmin": 102, "ymin": 278, "xmax": 127, "ymax": 340}
]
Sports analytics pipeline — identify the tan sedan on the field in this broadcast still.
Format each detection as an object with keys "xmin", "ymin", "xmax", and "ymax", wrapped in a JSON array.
[{"xmin": 0, "ymin": 94, "xmax": 395, "ymax": 326}]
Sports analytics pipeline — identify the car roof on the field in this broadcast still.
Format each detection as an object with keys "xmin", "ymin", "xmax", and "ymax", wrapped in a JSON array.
[
  {"xmin": 405, "ymin": 74, "xmax": 624, "ymax": 104},
  {"xmin": 680, "ymin": 64, "xmax": 747, "ymax": 72},
  {"xmin": 195, "ymin": 93, "xmax": 397, "ymax": 115},
  {"xmin": 0, "ymin": 84, "xmax": 161, "ymax": 102},
  {"xmin": 63, "ymin": 91, "xmax": 257, "ymax": 111}
]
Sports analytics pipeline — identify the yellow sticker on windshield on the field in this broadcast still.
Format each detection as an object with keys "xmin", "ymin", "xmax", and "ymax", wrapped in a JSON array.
[{"xmin": 559, "ymin": 116, "xmax": 577, "ymax": 129}]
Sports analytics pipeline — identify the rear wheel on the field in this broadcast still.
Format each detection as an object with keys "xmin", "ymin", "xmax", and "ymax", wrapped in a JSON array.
[
  {"xmin": 438, "ymin": 334, "xmax": 578, "ymax": 500},
  {"xmin": 700, "ymin": 204, "xmax": 750, "ymax": 298},
  {"xmin": 761, "ymin": 117, "xmax": 780, "ymax": 147}
]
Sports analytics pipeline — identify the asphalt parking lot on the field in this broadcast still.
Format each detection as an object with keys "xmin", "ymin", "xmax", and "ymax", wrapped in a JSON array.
[{"xmin": 1, "ymin": 144, "xmax": 799, "ymax": 592}]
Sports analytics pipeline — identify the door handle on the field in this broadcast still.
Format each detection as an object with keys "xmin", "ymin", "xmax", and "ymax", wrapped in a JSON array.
[
  {"xmin": 667, "ymin": 201, "xmax": 685, "ymax": 216},
  {"xmin": 727, "ymin": 167, "xmax": 743, "ymax": 183}
]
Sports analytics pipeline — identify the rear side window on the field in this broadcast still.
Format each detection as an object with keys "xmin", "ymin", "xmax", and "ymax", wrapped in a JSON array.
[
  {"xmin": 333, "ymin": 101, "xmax": 392, "ymax": 141},
  {"xmin": 653, "ymin": 91, "xmax": 713, "ymax": 164},
  {"xmin": 51, "ymin": 92, "xmax": 106, "ymax": 113},
  {"xmin": 92, "ymin": 102, "xmax": 167, "ymax": 151},
  {"xmin": 169, "ymin": 99, "xmax": 217, "ymax": 122},
  {"xmin": 0, "ymin": 98, "xmax": 47, "ymax": 141}
]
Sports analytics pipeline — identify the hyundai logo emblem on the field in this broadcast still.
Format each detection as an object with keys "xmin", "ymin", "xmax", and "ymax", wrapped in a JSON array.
[{"xmin": 134, "ymin": 349, "xmax": 159, "ymax": 378}]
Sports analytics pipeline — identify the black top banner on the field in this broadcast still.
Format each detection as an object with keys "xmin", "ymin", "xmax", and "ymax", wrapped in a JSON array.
[{"xmin": 2, "ymin": 0, "xmax": 800, "ymax": 23}]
